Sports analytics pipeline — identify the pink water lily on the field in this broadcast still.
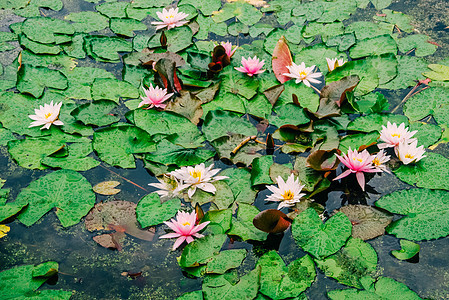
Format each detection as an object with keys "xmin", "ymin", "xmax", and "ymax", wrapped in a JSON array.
[
  {"xmin": 333, "ymin": 148, "xmax": 381, "ymax": 191},
  {"xmin": 159, "ymin": 211, "xmax": 210, "ymax": 250},
  {"xmin": 378, "ymin": 122, "xmax": 417, "ymax": 151},
  {"xmin": 151, "ymin": 7, "xmax": 189, "ymax": 30},
  {"xmin": 220, "ymin": 41, "xmax": 237, "ymax": 58},
  {"xmin": 235, "ymin": 56, "xmax": 265, "ymax": 76},
  {"xmin": 138, "ymin": 84, "xmax": 174, "ymax": 109}
]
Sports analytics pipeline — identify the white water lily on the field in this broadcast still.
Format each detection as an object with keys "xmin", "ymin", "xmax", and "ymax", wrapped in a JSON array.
[
  {"xmin": 265, "ymin": 174, "xmax": 306, "ymax": 210},
  {"xmin": 170, "ymin": 163, "xmax": 229, "ymax": 198},
  {"xmin": 282, "ymin": 62, "xmax": 322, "ymax": 87},
  {"xmin": 378, "ymin": 122, "xmax": 417, "ymax": 150},
  {"xmin": 28, "ymin": 101, "xmax": 64, "ymax": 130},
  {"xmin": 396, "ymin": 140, "xmax": 426, "ymax": 165},
  {"xmin": 326, "ymin": 57, "xmax": 346, "ymax": 72},
  {"xmin": 151, "ymin": 7, "xmax": 189, "ymax": 30},
  {"xmin": 372, "ymin": 150, "xmax": 391, "ymax": 173},
  {"xmin": 148, "ymin": 175, "xmax": 188, "ymax": 200}
]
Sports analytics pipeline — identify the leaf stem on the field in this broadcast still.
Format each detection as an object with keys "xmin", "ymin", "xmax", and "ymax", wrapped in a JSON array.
[
  {"xmin": 231, "ymin": 136, "xmax": 257, "ymax": 156},
  {"xmin": 99, "ymin": 164, "xmax": 148, "ymax": 192}
]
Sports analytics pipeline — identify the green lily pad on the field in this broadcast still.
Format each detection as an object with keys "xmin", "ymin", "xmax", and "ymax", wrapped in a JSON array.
[
  {"xmin": 391, "ymin": 240, "xmax": 420, "ymax": 260},
  {"xmin": 206, "ymin": 249, "xmax": 247, "ymax": 274},
  {"xmin": 397, "ymin": 34, "xmax": 437, "ymax": 57},
  {"xmin": 202, "ymin": 110, "xmax": 256, "ymax": 142},
  {"xmin": 404, "ymin": 87, "xmax": 449, "ymax": 122},
  {"xmin": 179, "ymin": 0, "xmax": 221, "ymax": 15},
  {"xmin": 96, "ymin": 1, "xmax": 128, "ymax": 18},
  {"xmin": 195, "ymin": 14, "xmax": 227, "ymax": 39},
  {"xmin": 251, "ymin": 155, "xmax": 274, "ymax": 186},
  {"xmin": 65, "ymin": 11, "xmax": 109, "ymax": 33},
  {"xmin": 91, "ymin": 78, "xmax": 139, "ymax": 103},
  {"xmin": 136, "ymin": 193, "xmax": 181, "ymax": 228},
  {"xmin": 379, "ymin": 55, "xmax": 427, "ymax": 90},
  {"xmin": 17, "ymin": 64, "xmax": 68, "ymax": 98},
  {"xmin": 269, "ymin": 103, "xmax": 310, "ymax": 127},
  {"xmin": 409, "ymin": 122, "xmax": 442, "ymax": 148},
  {"xmin": 93, "ymin": 124, "xmax": 156, "ymax": 168},
  {"xmin": 202, "ymin": 209, "xmax": 232, "ymax": 235},
  {"xmin": 179, "ymin": 234, "xmax": 227, "ymax": 268},
  {"xmin": 212, "ymin": 1, "xmax": 262, "ymax": 26},
  {"xmin": 294, "ymin": 43, "xmax": 341, "ymax": 76},
  {"xmin": 202, "ymin": 267, "xmax": 260, "ymax": 300},
  {"xmin": 257, "ymin": 251, "xmax": 316, "ymax": 300},
  {"xmin": 165, "ymin": 26, "xmax": 193, "ymax": 53},
  {"xmin": 220, "ymin": 66, "xmax": 259, "ymax": 100},
  {"xmin": 339, "ymin": 131, "xmax": 380, "ymax": 153},
  {"xmin": 423, "ymin": 64, "xmax": 449, "ymax": 81},
  {"xmin": 277, "ymin": 80, "xmax": 320, "ymax": 112},
  {"xmin": 220, "ymin": 168, "xmax": 257, "ymax": 205},
  {"xmin": 19, "ymin": 34, "xmax": 62, "ymax": 55},
  {"xmin": 0, "ymin": 262, "xmax": 71, "ymax": 300},
  {"xmin": 71, "ymin": 100, "xmax": 120, "ymax": 126},
  {"xmin": 393, "ymin": 152, "xmax": 449, "ymax": 190},
  {"xmin": 349, "ymin": 35, "xmax": 397, "ymax": 59},
  {"xmin": 347, "ymin": 113, "xmax": 409, "ymax": 133},
  {"xmin": 374, "ymin": 9, "xmax": 414, "ymax": 33},
  {"xmin": 110, "ymin": 18, "xmax": 147, "ymax": 37},
  {"xmin": 14, "ymin": 170, "xmax": 95, "ymax": 227},
  {"xmin": 292, "ymin": 208, "xmax": 352, "ymax": 259},
  {"xmin": 228, "ymin": 203, "xmax": 268, "ymax": 241},
  {"xmin": 188, "ymin": 181, "xmax": 234, "ymax": 210},
  {"xmin": 328, "ymin": 276, "xmax": 422, "ymax": 299},
  {"xmin": 376, "ymin": 188, "xmax": 449, "ymax": 240},
  {"xmin": 85, "ymin": 35, "xmax": 132, "ymax": 62},
  {"xmin": 0, "ymin": 127, "xmax": 15, "ymax": 146},
  {"xmin": 345, "ymin": 21, "xmax": 393, "ymax": 41},
  {"xmin": 316, "ymin": 238, "xmax": 377, "ymax": 288},
  {"xmin": 22, "ymin": 17, "xmax": 74, "ymax": 44},
  {"xmin": 41, "ymin": 141, "xmax": 100, "ymax": 171},
  {"xmin": 318, "ymin": 0, "xmax": 357, "ymax": 23}
]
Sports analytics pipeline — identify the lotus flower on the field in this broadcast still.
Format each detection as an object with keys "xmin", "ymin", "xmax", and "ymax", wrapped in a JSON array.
[
  {"xmin": 138, "ymin": 84, "xmax": 174, "ymax": 109},
  {"xmin": 148, "ymin": 175, "xmax": 188, "ymax": 200},
  {"xmin": 378, "ymin": 122, "xmax": 417, "ymax": 151},
  {"xmin": 220, "ymin": 41, "xmax": 237, "ymax": 58},
  {"xmin": 283, "ymin": 62, "xmax": 322, "ymax": 87},
  {"xmin": 28, "ymin": 101, "xmax": 64, "ymax": 130},
  {"xmin": 326, "ymin": 57, "xmax": 346, "ymax": 72},
  {"xmin": 372, "ymin": 150, "xmax": 391, "ymax": 173},
  {"xmin": 159, "ymin": 211, "xmax": 210, "ymax": 250},
  {"xmin": 396, "ymin": 140, "xmax": 426, "ymax": 165},
  {"xmin": 170, "ymin": 163, "xmax": 229, "ymax": 198},
  {"xmin": 333, "ymin": 148, "xmax": 381, "ymax": 191},
  {"xmin": 235, "ymin": 56, "xmax": 266, "ymax": 76},
  {"xmin": 151, "ymin": 7, "xmax": 189, "ymax": 30},
  {"xmin": 265, "ymin": 174, "xmax": 306, "ymax": 210}
]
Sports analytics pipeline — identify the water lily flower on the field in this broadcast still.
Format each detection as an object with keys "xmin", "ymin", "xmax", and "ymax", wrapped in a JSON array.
[
  {"xmin": 28, "ymin": 101, "xmax": 64, "ymax": 130},
  {"xmin": 138, "ymin": 84, "xmax": 174, "ymax": 109},
  {"xmin": 326, "ymin": 57, "xmax": 346, "ymax": 72},
  {"xmin": 378, "ymin": 122, "xmax": 417, "ymax": 150},
  {"xmin": 220, "ymin": 41, "xmax": 237, "ymax": 58},
  {"xmin": 396, "ymin": 140, "xmax": 426, "ymax": 165},
  {"xmin": 170, "ymin": 163, "xmax": 229, "ymax": 198},
  {"xmin": 333, "ymin": 148, "xmax": 381, "ymax": 191},
  {"xmin": 148, "ymin": 175, "xmax": 188, "ymax": 200},
  {"xmin": 265, "ymin": 174, "xmax": 306, "ymax": 210},
  {"xmin": 159, "ymin": 211, "xmax": 210, "ymax": 250},
  {"xmin": 151, "ymin": 7, "xmax": 189, "ymax": 30},
  {"xmin": 372, "ymin": 150, "xmax": 391, "ymax": 173},
  {"xmin": 282, "ymin": 62, "xmax": 322, "ymax": 87},
  {"xmin": 235, "ymin": 56, "xmax": 266, "ymax": 76}
]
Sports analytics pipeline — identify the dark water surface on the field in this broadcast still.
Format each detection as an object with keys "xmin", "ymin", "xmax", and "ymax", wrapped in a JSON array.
[{"xmin": 1, "ymin": 0, "xmax": 449, "ymax": 299}]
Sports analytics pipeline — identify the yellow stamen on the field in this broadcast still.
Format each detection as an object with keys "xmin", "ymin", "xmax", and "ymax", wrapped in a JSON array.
[
  {"xmin": 182, "ymin": 222, "xmax": 190, "ymax": 226},
  {"xmin": 44, "ymin": 112, "xmax": 52, "ymax": 119},
  {"xmin": 353, "ymin": 157, "xmax": 363, "ymax": 162},
  {"xmin": 190, "ymin": 170, "xmax": 201, "ymax": 180},
  {"xmin": 405, "ymin": 154, "xmax": 414, "ymax": 159},
  {"xmin": 373, "ymin": 158, "xmax": 380, "ymax": 166},
  {"xmin": 392, "ymin": 133, "xmax": 400, "ymax": 138},
  {"xmin": 282, "ymin": 190, "xmax": 294, "ymax": 201}
]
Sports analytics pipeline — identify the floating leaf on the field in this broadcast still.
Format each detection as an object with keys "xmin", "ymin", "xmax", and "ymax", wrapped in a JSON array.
[
  {"xmin": 404, "ymin": 87, "xmax": 449, "ymax": 122},
  {"xmin": 376, "ymin": 188, "xmax": 449, "ymax": 240},
  {"xmin": 306, "ymin": 150, "xmax": 340, "ymax": 171},
  {"xmin": 228, "ymin": 203, "xmax": 268, "ymax": 241},
  {"xmin": 212, "ymin": 1, "xmax": 262, "ymax": 26},
  {"xmin": 93, "ymin": 181, "xmax": 121, "ymax": 195},
  {"xmin": 251, "ymin": 155, "xmax": 274, "ymax": 186},
  {"xmin": 65, "ymin": 11, "xmax": 109, "ymax": 33},
  {"xmin": 202, "ymin": 110, "xmax": 256, "ymax": 142},
  {"xmin": 91, "ymin": 78, "xmax": 139, "ymax": 103},
  {"xmin": 397, "ymin": 34, "xmax": 437, "ymax": 57},
  {"xmin": 206, "ymin": 249, "xmax": 247, "ymax": 274},
  {"xmin": 188, "ymin": 181, "xmax": 234, "ymax": 210},
  {"xmin": 422, "ymin": 64, "xmax": 449, "ymax": 81},
  {"xmin": 269, "ymin": 103, "xmax": 310, "ymax": 128},
  {"xmin": 71, "ymin": 100, "xmax": 120, "ymax": 126},
  {"xmin": 22, "ymin": 17, "xmax": 74, "ymax": 44},
  {"xmin": 110, "ymin": 18, "xmax": 147, "ymax": 37},
  {"xmin": 292, "ymin": 208, "xmax": 352, "ymax": 259},
  {"xmin": 164, "ymin": 26, "xmax": 193, "ymax": 53},
  {"xmin": 393, "ymin": 152, "xmax": 449, "ymax": 190},
  {"xmin": 253, "ymin": 209, "xmax": 292, "ymax": 234},
  {"xmin": 179, "ymin": 0, "xmax": 221, "ymax": 15},
  {"xmin": 93, "ymin": 125, "xmax": 156, "ymax": 168},
  {"xmin": 85, "ymin": 35, "xmax": 132, "ymax": 62},
  {"xmin": 349, "ymin": 35, "xmax": 397, "ymax": 59},
  {"xmin": 321, "ymin": 75, "xmax": 360, "ymax": 107},
  {"xmin": 339, "ymin": 131, "xmax": 380, "ymax": 154},
  {"xmin": 0, "ymin": 262, "xmax": 71, "ymax": 300},
  {"xmin": 202, "ymin": 209, "xmax": 232, "ymax": 235},
  {"xmin": 14, "ymin": 170, "xmax": 95, "ymax": 227},
  {"xmin": 17, "ymin": 64, "xmax": 67, "ymax": 98},
  {"xmin": 165, "ymin": 91, "xmax": 203, "ymax": 125},
  {"xmin": 328, "ymin": 276, "xmax": 422, "ymax": 299},
  {"xmin": 373, "ymin": 9, "xmax": 414, "ymax": 33},
  {"xmin": 272, "ymin": 36, "xmax": 293, "ymax": 84},
  {"xmin": 257, "ymin": 251, "xmax": 316, "ymax": 300},
  {"xmin": 347, "ymin": 114, "xmax": 408, "ymax": 133},
  {"xmin": 41, "ymin": 141, "xmax": 100, "ymax": 171},
  {"xmin": 391, "ymin": 240, "xmax": 420, "ymax": 260},
  {"xmin": 179, "ymin": 234, "xmax": 227, "ymax": 268},
  {"xmin": 316, "ymin": 238, "xmax": 377, "ymax": 288},
  {"xmin": 96, "ymin": 1, "xmax": 128, "ymax": 18},
  {"xmin": 220, "ymin": 168, "xmax": 257, "ymax": 205}
]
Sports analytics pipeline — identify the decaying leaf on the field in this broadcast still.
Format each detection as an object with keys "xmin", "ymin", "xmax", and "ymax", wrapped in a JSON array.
[
  {"xmin": 93, "ymin": 181, "xmax": 121, "ymax": 195},
  {"xmin": 85, "ymin": 201, "xmax": 155, "ymax": 250},
  {"xmin": 193, "ymin": 83, "xmax": 220, "ymax": 104},
  {"xmin": 263, "ymin": 84, "xmax": 285, "ymax": 106},
  {"xmin": 154, "ymin": 58, "xmax": 183, "ymax": 95},
  {"xmin": 253, "ymin": 209, "xmax": 292, "ymax": 234},
  {"xmin": 336, "ymin": 205, "xmax": 393, "ymax": 240},
  {"xmin": 208, "ymin": 45, "xmax": 230, "ymax": 75},
  {"xmin": 272, "ymin": 36, "xmax": 293, "ymax": 84},
  {"xmin": 320, "ymin": 75, "xmax": 360, "ymax": 107},
  {"xmin": 307, "ymin": 149, "xmax": 340, "ymax": 171},
  {"xmin": 124, "ymin": 51, "xmax": 185, "ymax": 67},
  {"xmin": 165, "ymin": 91, "xmax": 203, "ymax": 125}
]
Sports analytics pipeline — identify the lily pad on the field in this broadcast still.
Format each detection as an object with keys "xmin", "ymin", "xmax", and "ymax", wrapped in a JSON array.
[
  {"xmin": 347, "ymin": 114, "xmax": 409, "ymax": 133},
  {"xmin": 85, "ymin": 35, "xmax": 132, "ymax": 62},
  {"xmin": 15, "ymin": 170, "xmax": 95, "ymax": 227},
  {"xmin": 423, "ymin": 64, "xmax": 449, "ymax": 81},
  {"xmin": 212, "ymin": 1, "xmax": 262, "ymax": 26},
  {"xmin": 391, "ymin": 240, "xmax": 420, "ymax": 260},
  {"xmin": 206, "ymin": 249, "xmax": 247, "ymax": 274},
  {"xmin": 71, "ymin": 100, "xmax": 120, "ymax": 126},
  {"xmin": 349, "ymin": 35, "xmax": 397, "ymax": 59},
  {"xmin": 397, "ymin": 34, "xmax": 437, "ymax": 57},
  {"xmin": 220, "ymin": 168, "xmax": 257, "ymax": 204},
  {"xmin": 228, "ymin": 203, "xmax": 268, "ymax": 241},
  {"xmin": 379, "ymin": 55, "xmax": 427, "ymax": 90},
  {"xmin": 337, "ymin": 205, "xmax": 393, "ymax": 240},
  {"xmin": 65, "ymin": 11, "xmax": 109, "ymax": 33},
  {"xmin": 91, "ymin": 78, "xmax": 139, "ymax": 103},
  {"xmin": 251, "ymin": 155, "xmax": 274, "ymax": 186},
  {"xmin": 179, "ymin": 234, "xmax": 227, "ymax": 268},
  {"xmin": 93, "ymin": 125, "xmax": 156, "ymax": 168},
  {"xmin": 292, "ymin": 208, "xmax": 352, "ymax": 259},
  {"xmin": 316, "ymin": 238, "xmax": 377, "ymax": 288},
  {"xmin": 202, "ymin": 110, "xmax": 256, "ymax": 142},
  {"xmin": 93, "ymin": 181, "xmax": 121, "ymax": 195},
  {"xmin": 110, "ymin": 18, "xmax": 147, "ymax": 37},
  {"xmin": 17, "ymin": 64, "xmax": 68, "ymax": 98},
  {"xmin": 404, "ymin": 87, "xmax": 449, "ymax": 122},
  {"xmin": 41, "ymin": 141, "xmax": 100, "ymax": 171},
  {"xmin": 136, "ymin": 193, "xmax": 182, "ymax": 228},
  {"xmin": 22, "ymin": 17, "xmax": 74, "ymax": 44},
  {"xmin": 257, "ymin": 251, "xmax": 316, "ymax": 300},
  {"xmin": 376, "ymin": 188, "xmax": 449, "ymax": 240}
]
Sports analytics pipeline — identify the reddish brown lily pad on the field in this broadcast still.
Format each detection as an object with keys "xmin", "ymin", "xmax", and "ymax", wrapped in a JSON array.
[
  {"xmin": 320, "ymin": 75, "xmax": 360, "ymax": 107},
  {"xmin": 306, "ymin": 149, "xmax": 340, "ymax": 171},
  {"xmin": 272, "ymin": 36, "xmax": 293, "ymax": 84},
  {"xmin": 253, "ymin": 209, "xmax": 292, "ymax": 234},
  {"xmin": 85, "ymin": 200, "xmax": 155, "ymax": 250},
  {"xmin": 336, "ymin": 205, "xmax": 393, "ymax": 240}
]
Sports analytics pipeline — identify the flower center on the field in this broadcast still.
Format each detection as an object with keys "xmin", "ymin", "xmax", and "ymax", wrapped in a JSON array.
[
  {"xmin": 282, "ymin": 190, "xmax": 294, "ymax": 201},
  {"xmin": 391, "ymin": 133, "xmax": 400, "ymax": 138},
  {"xmin": 353, "ymin": 157, "xmax": 363, "ymax": 163},
  {"xmin": 182, "ymin": 222, "xmax": 190, "ymax": 226},
  {"xmin": 405, "ymin": 154, "xmax": 414, "ymax": 159},
  {"xmin": 190, "ymin": 170, "xmax": 202, "ymax": 180},
  {"xmin": 299, "ymin": 71, "xmax": 307, "ymax": 79},
  {"xmin": 44, "ymin": 112, "xmax": 52, "ymax": 119},
  {"xmin": 373, "ymin": 158, "xmax": 380, "ymax": 166}
]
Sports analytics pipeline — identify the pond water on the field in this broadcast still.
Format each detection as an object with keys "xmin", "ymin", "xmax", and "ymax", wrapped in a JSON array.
[{"xmin": 0, "ymin": 0, "xmax": 449, "ymax": 299}]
